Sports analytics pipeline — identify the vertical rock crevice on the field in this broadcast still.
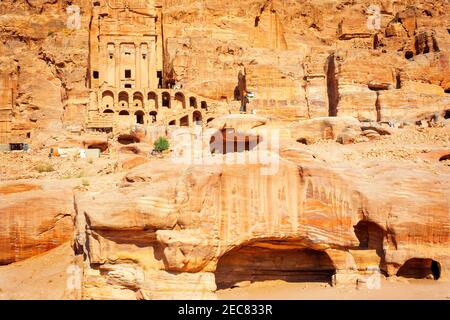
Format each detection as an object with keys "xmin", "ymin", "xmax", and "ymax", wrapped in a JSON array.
[{"xmin": 326, "ymin": 53, "xmax": 339, "ymax": 117}]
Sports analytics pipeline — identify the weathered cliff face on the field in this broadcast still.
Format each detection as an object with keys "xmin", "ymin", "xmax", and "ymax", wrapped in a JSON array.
[
  {"xmin": 162, "ymin": 0, "xmax": 450, "ymax": 121},
  {"xmin": 70, "ymin": 148, "xmax": 449, "ymax": 299},
  {"xmin": 1, "ymin": 0, "xmax": 448, "ymax": 142},
  {"xmin": 0, "ymin": 182, "xmax": 75, "ymax": 264},
  {"xmin": 0, "ymin": 0, "xmax": 449, "ymax": 300}
]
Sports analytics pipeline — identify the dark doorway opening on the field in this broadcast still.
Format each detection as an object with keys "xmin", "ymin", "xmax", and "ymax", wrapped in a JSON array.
[
  {"xmin": 135, "ymin": 111, "xmax": 144, "ymax": 125},
  {"xmin": 150, "ymin": 111, "xmax": 157, "ymax": 123},
  {"xmin": 9, "ymin": 143, "xmax": 24, "ymax": 151},
  {"xmin": 180, "ymin": 115, "xmax": 189, "ymax": 127},
  {"xmin": 445, "ymin": 110, "xmax": 450, "ymax": 119},
  {"xmin": 162, "ymin": 92, "xmax": 171, "ymax": 108}
]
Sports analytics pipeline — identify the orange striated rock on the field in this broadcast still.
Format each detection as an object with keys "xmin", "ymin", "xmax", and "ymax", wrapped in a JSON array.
[
  {"xmin": 0, "ymin": 184, "xmax": 75, "ymax": 265},
  {"xmin": 73, "ymin": 149, "xmax": 449, "ymax": 299}
]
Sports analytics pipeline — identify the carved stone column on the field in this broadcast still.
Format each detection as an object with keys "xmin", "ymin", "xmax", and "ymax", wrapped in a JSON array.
[
  {"xmin": 135, "ymin": 42, "xmax": 141, "ymax": 89},
  {"xmin": 115, "ymin": 42, "xmax": 121, "ymax": 89}
]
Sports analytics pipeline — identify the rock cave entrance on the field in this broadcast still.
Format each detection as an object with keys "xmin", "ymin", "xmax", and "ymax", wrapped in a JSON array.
[
  {"xmin": 444, "ymin": 110, "xmax": 450, "ymax": 119},
  {"xmin": 209, "ymin": 129, "xmax": 261, "ymax": 154},
  {"xmin": 135, "ymin": 111, "xmax": 145, "ymax": 125},
  {"xmin": 354, "ymin": 221, "xmax": 385, "ymax": 258},
  {"xmin": 215, "ymin": 244, "xmax": 336, "ymax": 290},
  {"xmin": 86, "ymin": 143, "xmax": 108, "ymax": 153},
  {"xmin": 118, "ymin": 134, "xmax": 139, "ymax": 145},
  {"xmin": 397, "ymin": 258, "xmax": 441, "ymax": 280}
]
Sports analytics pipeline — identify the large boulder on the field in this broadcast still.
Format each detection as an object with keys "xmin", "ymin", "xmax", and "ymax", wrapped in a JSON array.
[{"xmin": 291, "ymin": 116, "xmax": 361, "ymax": 144}]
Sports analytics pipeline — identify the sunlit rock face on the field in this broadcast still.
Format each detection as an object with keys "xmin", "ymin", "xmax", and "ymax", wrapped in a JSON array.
[{"xmin": 0, "ymin": 0, "xmax": 449, "ymax": 300}]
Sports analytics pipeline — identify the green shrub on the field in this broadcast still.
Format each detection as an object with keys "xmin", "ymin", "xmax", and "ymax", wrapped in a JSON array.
[
  {"xmin": 35, "ymin": 162, "xmax": 55, "ymax": 173},
  {"xmin": 153, "ymin": 137, "xmax": 170, "ymax": 153}
]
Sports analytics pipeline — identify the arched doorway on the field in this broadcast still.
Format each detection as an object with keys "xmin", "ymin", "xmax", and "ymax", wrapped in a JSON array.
[
  {"xmin": 180, "ymin": 115, "xmax": 189, "ymax": 127},
  {"xmin": 135, "ymin": 110, "xmax": 145, "ymax": 124},
  {"xmin": 133, "ymin": 92, "xmax": 144, "ymax": 109},
  {"xmin": 148, "ymin": 92, "xmax": 158, "ymax": 109},
  {"xmin": 103, "ymin": 109, "xmax": 114, "ymax": 114},
  {"xmin": 119, "ymin": 110, "xmax": 129, "ymax": 116},
  {"xmin": 201, "ymin": 101, "xmax": 208, "ymax": 110},
  {"xmin": 189, "ymin": 97, "xmax": 197, "ymax": 108},
  {"xmin": 175, "ymin": 92, "xmax": 186, "ymax": 109},
  {"xmin": 215, "ymin": 243, "xmax": 336, "ymax": 290},
  {"xmin": 118, "ymin": 91, "xmax": 129, "ymax": 109},
  {"xmin": 193, "ymin": 111, "xmax": 202, "ymax": 126},
  {"xmin": 149, "ymin": 111, "xmax": 157, "ymax": 123},
  {"xmin": 397, "ymin": 258, "xmax": 441, "ymax": 280},
  {"xmin": 162, "ymin": 92, "xmax": 171, "ymax": 108},
  {"xmin": 168, "ymin": 120, "xmax": 176, "ymax": 126},
  {"xmin": 102, "ymin": 90, "xmax": 114, "ymax": 109}
]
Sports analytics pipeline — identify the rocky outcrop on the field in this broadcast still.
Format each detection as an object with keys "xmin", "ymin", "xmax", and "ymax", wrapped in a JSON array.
[
  {"xmin": 0, "ymin": 182, "xmax": 75, "ymax": 264},
  {"xmin": 291, "ymin": 116, "xmax": 362, "ymax": 144},
  {"xmin": 72, "ymin": 150, "xmax": 449, "ymax": 299}
]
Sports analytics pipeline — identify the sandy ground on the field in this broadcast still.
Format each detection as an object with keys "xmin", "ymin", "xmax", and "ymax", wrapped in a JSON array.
[
  {"xmin": 0, "ymin": 242, "xmax": 81, "ymax": 300},
  {"xmin": 217, "ymin": 279, "xmax": 450, "ymax": 300}
]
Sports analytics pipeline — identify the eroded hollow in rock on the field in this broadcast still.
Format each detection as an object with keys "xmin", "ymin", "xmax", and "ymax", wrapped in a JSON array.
[
  {"xmin": 210, "ymin": 129, "xmax": 262, "ymax": 154},
  {"xmin": 439, "ymin": 154, "xmax": 450, "ymax": 162},
  {"xmin": 397, "ymin": 258, "xmax": 441, "ymax": 280},
  {"xmin": 444, "ymin": 109, "xmax": 450, "ymax": 119},
  {"xmin": 117, "ymin": 134, "xmax": 140, "ymax": 145},
  {"xmin": 354, "ymin": 221, "xmax": 385, "ymax": 253},
  {"xmin": 215, "ymin": 244, "xmax": 336, "ymax": 290},
  {"xmin": 86, "ymin": 142, "xmax": 109, "ymax": 152}
]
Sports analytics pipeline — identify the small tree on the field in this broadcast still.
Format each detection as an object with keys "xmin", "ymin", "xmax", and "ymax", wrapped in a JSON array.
[{"xmin": 153, "ymin": 137, "xmax": 170, "ymax": 153}]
